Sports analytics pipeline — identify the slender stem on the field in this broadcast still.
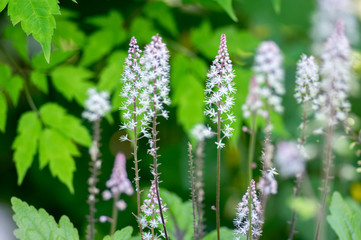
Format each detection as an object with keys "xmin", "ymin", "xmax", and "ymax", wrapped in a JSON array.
[
  {"xmin": 110, "ymin": 193, "xmax": 120, "ymax": 238},
  {"xmin": 216, "ymin": 106, "xmax": 221, "ymax": 240},
  {"xmin": 195, "ymin": 140, "xmax": 206, "ymax": 239},
  {"xmin": 188, "ymin": 143, "xmax": 198, "ymax": 239}
]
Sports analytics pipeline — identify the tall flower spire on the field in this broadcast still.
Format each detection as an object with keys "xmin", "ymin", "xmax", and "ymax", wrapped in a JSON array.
[
  {"xmin": 315, "ymin": 21, "xmax": 352, "ymax": 125},
  {"xmin": 204, "ymin": 34, "xmax": 236, "ymax": 240},
  {"xmin": 141, "ymin": 34, "xmax": 171, "ymax": 239}
]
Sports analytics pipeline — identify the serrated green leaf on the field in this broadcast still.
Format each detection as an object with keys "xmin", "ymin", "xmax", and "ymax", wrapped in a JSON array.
[
  {"xmin": 39, "ymin": 128, "xmax": 77, "ymax": 193},
  {"xmin": 39, "ymin": 103, "xmax": 91, "ymax": 146},
  {"xmin": 98, "ymin": 51, "xmax": 127, "ymax": 93},
  {"xmin": 129, "ymin": 17, "xmax": 157, "ymax": 46},
  {"xmin": 0, "ymin": 0, "xmax": 8, "ymax": 13},
  {"xmin": 30, "ymin": 71, "xmax": 48, "ymax": 93},
  {"xmin": 11, "ymin": 197, "xmax": 79, "ymax": 240},
  {"xmin": 50, "ymin": 66, "xmax": 94, "ymax": 105},
  {"xmin": 32, "ymin": 50, "xmax": 76, "ymax": 70},
  {"xmin": 327, "ymin": 192, "xmax": 361, "ymax": 240},
  {"xmin": 215, "ymin": 0, "xmax": 238, "ymax": 22},
  {"xmin": 0, "ymin": 92, "xmax": 7, "ymax": 132},
  {"xmin": 4, "ymin": 24, "xmax": 28, "ymax": 61},
  {"xmin": 272, "ymin": 0, "xmax": 281, "ymax": 14},
  {"xmin": 7, "ymin": 0, "xmax": 61, "ymax": 63},
  {"xmin": 103, "ymin": 226, "xmax": 133, "ymax": 240},
  {"xmin": 7, "ymin": 75, "xmax": 24, "ymax": 106},
  {"xmin": 144, "ymin": 1, "xmax": 178, "ymax": 37},
  {"xmin": 12, "ymin": 112, "xmax": 42, "ymax": 185}
]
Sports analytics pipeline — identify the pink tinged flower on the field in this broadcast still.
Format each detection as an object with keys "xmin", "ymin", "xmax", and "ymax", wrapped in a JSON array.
[
  {"xmin": 233, "ymin": 180, "xmax": 263, "ymax": 240},
  {"xmin": 275, "ymin": 141, "xmax": 305, "ymax": 178},
  {"xmin": 105, "ymin": 153, "xmax": 134, "ymax": 197},
  {"xmin": 315, "ymin": 20, "xmax": 352, "ymax": 125},
  {"xmin": 251, "ymin": 41, "xmax": 285, "ymax": 114},
  {"xmin": 257, "ymin": 168, "xmax": 278, "ymax": 195},
  {"xmin": 294, "ymin": 54, "xmax": 320, "ymax": 106},
  {"xmin": 82, "ymin": 88, "xmax": 111, "ymax": 122},
  {"xmin": 204, "ymin": 34, "xmax": 236, "ymax": 144}
]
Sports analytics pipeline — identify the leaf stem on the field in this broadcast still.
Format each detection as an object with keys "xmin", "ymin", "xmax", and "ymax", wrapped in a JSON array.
[{"xmin": 110, "ymin": 193, "xmax": 120, "ymax": 238}]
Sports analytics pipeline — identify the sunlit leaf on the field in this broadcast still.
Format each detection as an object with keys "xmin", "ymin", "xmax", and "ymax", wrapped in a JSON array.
[
  {"xmin": 103, "ymin": 226, "xmax": 133, "ymax": 240},
  {"xmin": 32, "ymin": 50, "xmax": 77, "ymax": 70},
  {"xmin": 0, "ymin": 0, "xmax": 8, "ymax": 13},
  {"xmin": 11, "ymin": 197, "xmax": 79, "ymax": 240},
  {"xmin": 12, "ymin": 112, "xmax": 42, "ymax": 185},
  {"xmin": 30, "ymin": 71, "xmax": 48, "ymax": 94},
  {"xmin": 7, "ymin": 0, "xmax": 61, "ymax": 63},
  {"xmin": 215, "ymin": 0, "xmax": 238, "ymax": 22}
]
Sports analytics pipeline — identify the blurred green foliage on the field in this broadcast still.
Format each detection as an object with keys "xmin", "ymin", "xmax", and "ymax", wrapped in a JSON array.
[{"xmin": 0, "ymin": 0, "xmax": 360, "ymax": 239}]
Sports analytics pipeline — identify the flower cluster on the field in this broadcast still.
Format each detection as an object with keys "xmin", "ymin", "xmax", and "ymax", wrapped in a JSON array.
[
  {"xmin": 141, "ymin": 34, "xmax": 171, "ymax": 121},
  {"xmin": 120, "ymin": 37, "xmax": 150, "ymax": 140},
  {"xmin": 315, "ymin": 21, "xmax": 352, "ymax": 125},
  {"xmin": 234, "ymin": 180, "xmax": 263, "ymax": 240},
  {"xmin": 191, "ymin": 124, "xmax": 213, "ymax": 142},
  {"xmin": 275, "ymin": 141, "xmax": 305, "ymax": 178},
  {"xmin": 140, "ymin": 180, "xmax": 168, "ymax": 239},
  {"xmin": 82, "ymin": 88, "xmax": 111, "ymax": 122},
  {"xmin": 257, "ymin": 168, "xmax": 278, "ymax": 195},
  {"xmin": 204, "ymin": 34, "xmax": 236, "ymax": 148},
  {"xmin": 242, "ymin": 76, "xmax": 265, "ymax": 118},
  {"xmin": 102, "ymin": 153, "xmax": 134, "ymax": 210},
  {"xmin": 311, "ymin": 0, "xmax": 359, "ymax": 55},
  {"xmin": 294, "ymin": 54, "xmax": 320, "ymax": 105}
]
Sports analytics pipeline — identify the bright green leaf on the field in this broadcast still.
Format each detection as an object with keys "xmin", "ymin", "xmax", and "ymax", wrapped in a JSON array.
[
  {"xmin": 12, "ymin": 112, "xmax": 42, "ymax": 185},
  {"xmin": 98, "ymin": 51, "xmax": 127, "ymax": 93},
  {"xmin": 39, "ymin": 103, "xmax": 91, "ymax": 146},
  {"xmin": 103, "ymin": 226, "xmax": 133, "ymax": 240},
  {"xmin": 7, "ymin": 0, "xmax": 61, "ymax": 63},
  {"xmin": 6, "ymin": 75, "xmax": 24, "ymax": 106},
  {"xmin": 327, "ymin": 192, "xmax": 361, "ymax": 240},
  {"xmin": 144, "ymin": 1, "xmax": 178, "ymax": 37},
  {"xmin": 0, "ymin": 64, "xmax": 12, "ymax": 87},
  {"xmin": 38, "ymin": 128, "xmax": 78, "ymax": 193},
  {"xmin": 0, "ymin": 0, "xmax": 8, "ymax": 13},
  {"xmin": 215, "ymin": 0, "xmax": 238, "ymax": 22},
  {"xmin": 30, "ymin": 71, "xmax": 48, "ymax": 93},
  {"xmin": 50, "ymin": 66, "xmax": 94, "ymax": 105},
  {"xmin": 32, "ymin": 50, "xmax": 76, "ymax": 70},
  {"xmin": 0, "ymin": 92, "xmax": 7, "ymax": 132},
  {"xmin": 4, "ymin": 24, "xmax": 28, "ymax": 61},
  {"xmin": 11, "ymin": 197, "xmax": 79, "ymax": 240}
]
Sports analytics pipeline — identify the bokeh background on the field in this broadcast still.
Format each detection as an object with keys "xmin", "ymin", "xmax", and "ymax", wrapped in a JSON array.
[{"xmin": 1, "ymin": 0, "xmax": 361, "ymax": 239}]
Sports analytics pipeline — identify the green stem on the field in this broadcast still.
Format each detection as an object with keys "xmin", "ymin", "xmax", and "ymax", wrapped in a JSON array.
[
  {"xmin": 216, "ymin": 108, "xmax": 221, "ymax": 240},
  {"xmin": 247, "ymin": 112, "xmax": 256, "ymax": 240},
  {"xmin": 110, "ymin": 194, "xmax": 120, "ymax": 238}
]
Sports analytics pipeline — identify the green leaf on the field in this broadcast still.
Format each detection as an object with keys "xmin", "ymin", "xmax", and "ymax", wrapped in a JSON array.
[
  {"xmin": 86, "ymin": 10, "xmax": 123, "ymax": 29},
  {"xmin": 215, "ymin": 0, "xmax": 238, "ymax": 22},
  {"xmin": 11, "ymin": 197, "xmax": 79, "ymax": 240},
  {"xmin": 0, "ymin": 92, "xmax": 7, "ymax": 132},
  {"xmin": 98, "ymin": 51, "xmax": 127, "ymax": 93},
  {"xmin": 7, "ymin": 75, "xmax": 24, "ymax": 106},
  {"xmin": 50, "ymin": 66, "xmax": 94, "ymax": 105},
  {"xmin": 7, "ymin": 0, "xmax": 61, "ymax": 63},
  {"xmin": 144, "ymin": 1, "xmax": 178, "ymax": 37},
  {"xmin": 30, "ymin": 71, "xmax": 48, "ymax": 94},
  {"xmin": 272, "ymin": 0, "xmax": 281, "ymax": 14},
  {"xmin": 103, "ymin": 226, "xmax": 133, "ymax": 240},
  {"xmin": 4, "ymin": 24, "xmax": 28, "ymax": 61},
  {"xmin": 38, "ymin": 128, "xmax": 78, "ymax": 193},
  {"xmin": 327, "ymin": 192, "xmax": 361, "ymax": 240},
  {"xmin": 53, "ymin": 19, "xmax": 86, "ymax": 50},
  {"xmin": 158, "ymin": 189, "xmax": 194, "ymax": 240},
  {"xmin": 0, "ymin": 0, "xmax": 8, "ymax": 12},
  {"xmin": 39, "ymin": 103, "xmax": 91, "ymax": 147},
  {"xmin": 129, "ymin": 17, "xmax": 157, "ymax": 46},
  {"xmin": 32, "ymin": 50, "xmax": 76, "ymax": 70},
  {"xmin": 203, "ymin": 227, "xmax": 243, "ymax": 240},
  {"xmin": 12, "ymin": 112, "xmax": 42, "ymax": 185}
]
